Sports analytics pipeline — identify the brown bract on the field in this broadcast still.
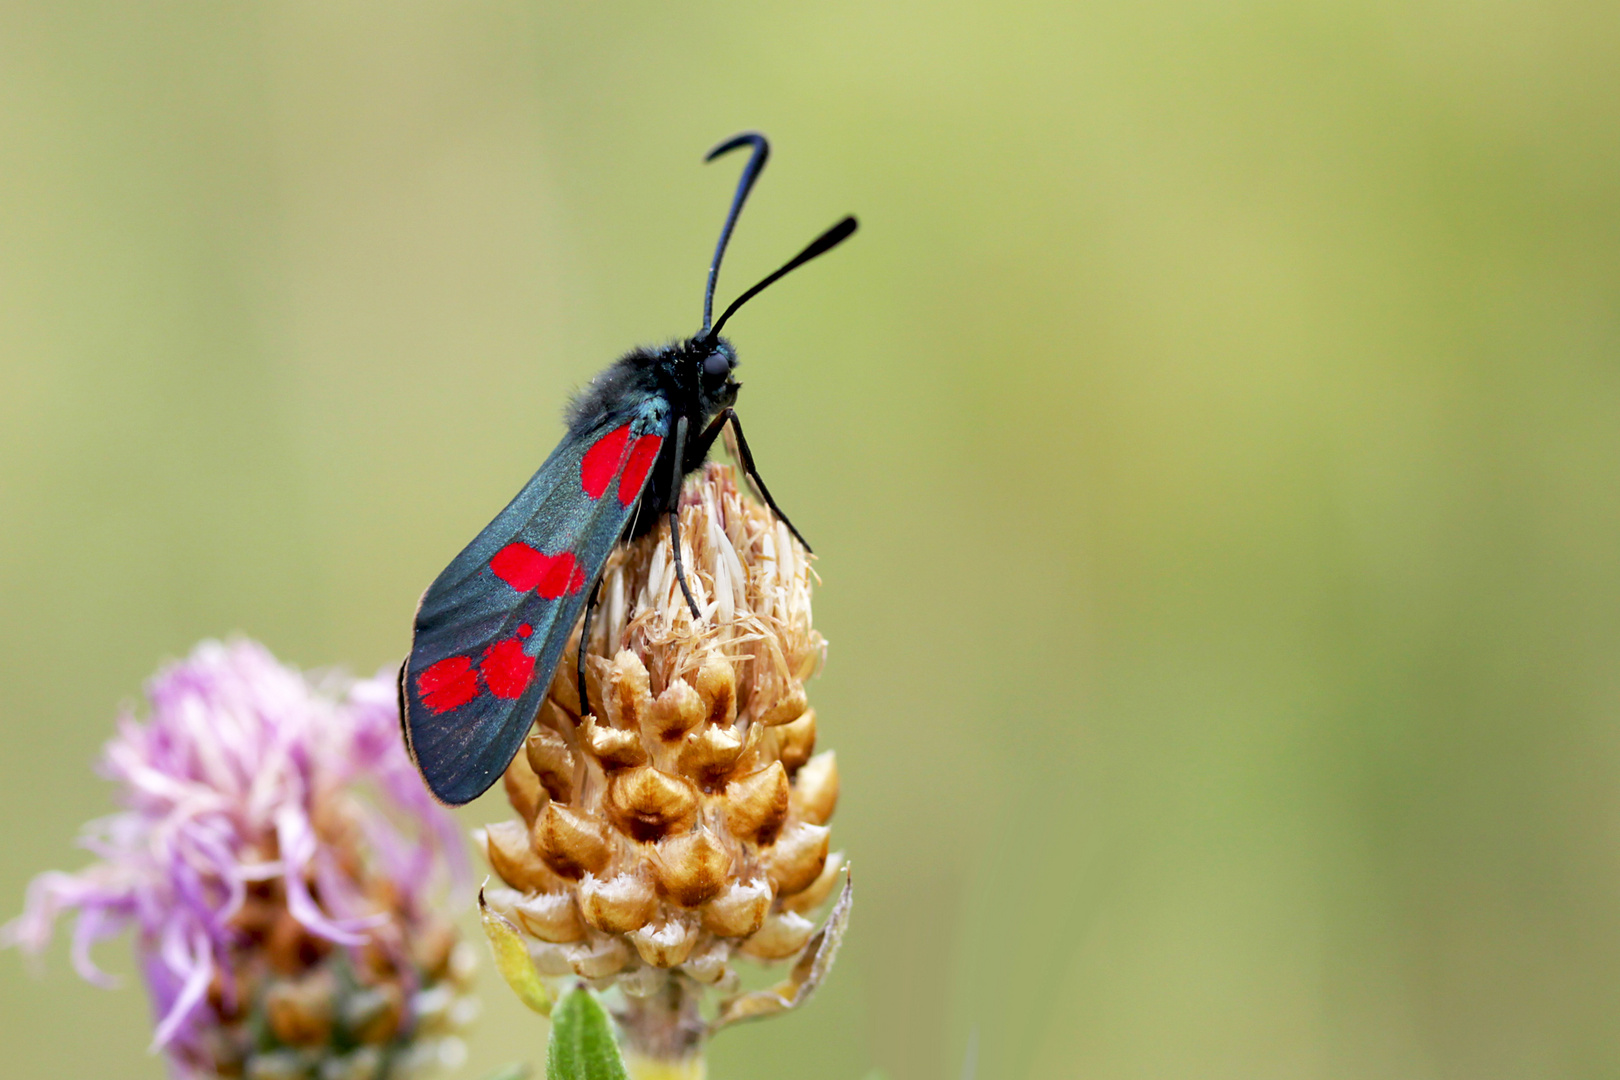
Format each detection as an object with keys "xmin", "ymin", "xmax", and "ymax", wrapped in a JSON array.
[{"xmin": 479, "ymin": 464, "xmax": 847, "ymax": 1058}]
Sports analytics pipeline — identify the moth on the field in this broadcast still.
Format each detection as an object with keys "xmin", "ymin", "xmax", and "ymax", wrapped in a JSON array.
[{"xmin": 400, "ymin": 132, "xmax": 856, "ymax": 804}]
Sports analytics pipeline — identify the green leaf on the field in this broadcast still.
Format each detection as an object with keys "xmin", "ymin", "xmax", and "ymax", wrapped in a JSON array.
[
  {"xmin": 479, "ymin": 886, "xmax": 553, "ymax": 1017},
  {"xmin": 547, "ymin": 988, "xmax": 630, "ymax": 1080}
]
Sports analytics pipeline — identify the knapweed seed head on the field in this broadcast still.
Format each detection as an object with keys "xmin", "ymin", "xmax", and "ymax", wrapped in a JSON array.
[
  {"xmin": 4, "ymin": 641, "xmax": 475, "ymax": 1080},
  {"xmin": 479, "ymin": 463, "xmax": 848, "ymax": 1066}
]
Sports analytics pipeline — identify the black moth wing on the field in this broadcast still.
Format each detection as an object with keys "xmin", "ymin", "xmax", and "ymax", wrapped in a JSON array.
[{"xmin": 403, "ymin": 395, "xmax": 673, "ymax": 804}]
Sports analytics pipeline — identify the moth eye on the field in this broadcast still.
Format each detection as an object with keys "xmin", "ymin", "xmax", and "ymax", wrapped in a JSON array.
[{"xmin": 703, "ymin": 352, "xmax": 731, "ymax": 380}]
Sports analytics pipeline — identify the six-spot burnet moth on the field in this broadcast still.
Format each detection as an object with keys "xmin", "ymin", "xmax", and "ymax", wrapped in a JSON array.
[{"xmin": 400, "ymin": 132, "xmax": 857, "ymax": 805}]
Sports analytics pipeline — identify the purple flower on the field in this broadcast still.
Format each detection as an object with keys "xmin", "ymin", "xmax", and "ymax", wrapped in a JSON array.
[{"xmin": 3, "ymin": 640, "xmax": 471, "ymax": 1079}]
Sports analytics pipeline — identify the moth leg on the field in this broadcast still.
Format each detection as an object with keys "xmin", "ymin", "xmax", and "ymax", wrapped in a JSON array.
[
  {"xmin": 694, "ymin": 407, "xmax": 813, "ymax": 553},
  {"xmin": 577, "ymin": 577, "xmax": 602, "ymax": 720},
  {"xmin": 669, "ymin": 509, "xmax": 702, "ymax": 620},
  {"xmin": 668, "ymin": 415, "xmax": 703, "ymax": 620}
]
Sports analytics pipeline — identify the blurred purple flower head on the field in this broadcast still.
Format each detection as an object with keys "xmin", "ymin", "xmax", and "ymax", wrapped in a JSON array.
[{"xmin": 3, "ymin": 640, "xmax": 471, "ymax": 1078}]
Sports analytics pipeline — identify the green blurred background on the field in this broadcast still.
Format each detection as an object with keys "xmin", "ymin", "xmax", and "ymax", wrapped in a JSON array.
[{"xmin": 4, "ymin": 2, "xmax": 1620, "ymax": 1077}]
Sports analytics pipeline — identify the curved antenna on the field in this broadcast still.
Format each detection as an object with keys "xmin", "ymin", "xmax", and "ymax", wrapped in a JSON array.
[
  {"xmin": 707, "ymin": 215, "xmax": 858, "ymax": 340},
  {"xmin": 702, "ymin": 132, "xmax": 771, "ymax": 333}
]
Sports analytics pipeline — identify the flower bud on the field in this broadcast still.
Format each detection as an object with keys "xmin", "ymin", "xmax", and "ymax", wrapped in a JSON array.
[{"xmin": 474, "ymin": 466, "xmax": 846, "ymax": 1069}]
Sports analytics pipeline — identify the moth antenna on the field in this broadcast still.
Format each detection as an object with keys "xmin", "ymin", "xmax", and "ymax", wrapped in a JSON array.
[
  {"xmin": 702, "ymin": 132, "xmax": 771, "ymax": 334},
  {"xmin": 707, "ymin": 215, "xmax": 858, "ymax": 339}
]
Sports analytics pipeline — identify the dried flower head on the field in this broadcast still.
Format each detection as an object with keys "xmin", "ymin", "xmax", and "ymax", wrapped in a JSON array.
[
  {"xmin": 3, "ymin": 640, "xmax": 475, "ymax": 1080},
  {"xmin": 479, "ymin": 462, "xmax": 848, "ymax": 1068}
]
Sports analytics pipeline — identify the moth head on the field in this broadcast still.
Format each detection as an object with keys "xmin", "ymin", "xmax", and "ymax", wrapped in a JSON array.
[{"xmin": 694, "ymin": 337, "xmax": 740, "ymax": 413}]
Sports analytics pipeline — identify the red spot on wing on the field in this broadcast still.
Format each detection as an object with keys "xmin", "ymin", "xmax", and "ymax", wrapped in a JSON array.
[
  {"xmin": 568, "ymin": 564, "xmax": 587, "ymax": 595},
  {"xmin": 617, "ymin": 434, "xmax": 663, "ymax": 506},
  {"xmin": 417, "ymin": 656, "xmax": 478, "ymax": 714},
  {"xmin": 491, "ymin": 543, "xmax": 583, "ymax": 599},
  {"xmin": 517, "ymin": 623, "xmax": 533, "ymax": 637},
  {"xmin": 481, "ymin": 638, "xmax": 535, "ymax": 699},
  {"xmin": 580, "ymin": 424, "xmax": 631, "ymax": 499}
]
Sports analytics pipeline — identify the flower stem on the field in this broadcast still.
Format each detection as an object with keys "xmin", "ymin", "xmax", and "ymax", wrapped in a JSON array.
[
  {"xmin": 623, "ymin": 1051, "xmax": 708, "ymax": 1080},
  {"xmin": 615, "ymin": 976, "xmax": 707, "ymax": 1080}
]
